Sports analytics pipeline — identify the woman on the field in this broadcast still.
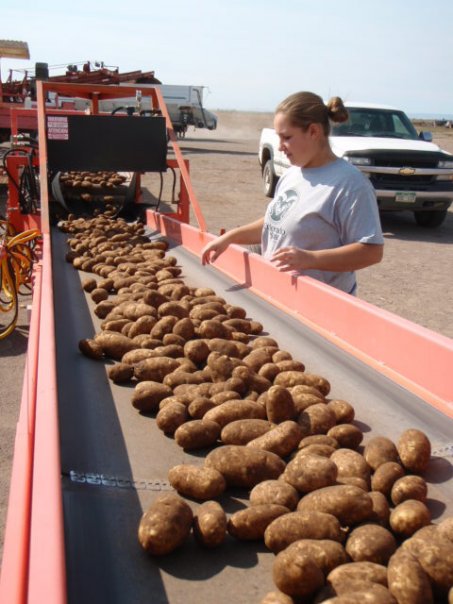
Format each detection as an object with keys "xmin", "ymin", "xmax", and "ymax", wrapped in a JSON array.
[{"xmin": 201, "ymin": 92, "xmax": 384, "ymax": 295}]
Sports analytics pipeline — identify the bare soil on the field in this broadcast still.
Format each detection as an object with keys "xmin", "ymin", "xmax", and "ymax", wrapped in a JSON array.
[{"xmin": 1, "ymin": 111, "xmax": 453, "ymax": 565}]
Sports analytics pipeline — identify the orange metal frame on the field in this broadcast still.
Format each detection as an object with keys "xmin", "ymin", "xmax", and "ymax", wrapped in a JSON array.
[{"xmin": 0, "ymin": 80, "xmax": 207, "ymax": 604}]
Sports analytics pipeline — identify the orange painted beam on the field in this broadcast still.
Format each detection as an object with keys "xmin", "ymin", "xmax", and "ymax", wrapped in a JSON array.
[
  {"xmin": 27, "ymin": 234, "xmax": 67, "ymax": 604},
  {"xmin": 0, "ymin": 263, "xmax": 42, "ymax": 604},
  {"xmin": 146, "ymin": 210, "xmax": 453, "ymax": 418}
]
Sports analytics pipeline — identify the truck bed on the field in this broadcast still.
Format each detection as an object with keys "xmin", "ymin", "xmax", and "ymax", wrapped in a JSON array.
[{"xmin": 51, "ymin": 228, "xmax": 453, "ymax": 604}]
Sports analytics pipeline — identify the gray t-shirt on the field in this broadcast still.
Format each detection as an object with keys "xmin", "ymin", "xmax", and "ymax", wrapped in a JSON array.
[{"xmin": 261, "ymin": 158, "xmax": 384, "ymax": 294}]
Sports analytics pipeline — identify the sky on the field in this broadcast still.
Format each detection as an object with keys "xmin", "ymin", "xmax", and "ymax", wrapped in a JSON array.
[{"xmin": 2, "ymin": 0, "xmax": 453, "ymax": 117}]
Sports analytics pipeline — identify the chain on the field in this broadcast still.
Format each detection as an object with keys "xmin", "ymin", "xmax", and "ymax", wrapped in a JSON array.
[
  {"xmin": 432, "ymin": 443, "xmax": 453, "ymax": 458},
  {"xmin": 64, "ymin": 470, "xmax": 174, "ymax": 492}
]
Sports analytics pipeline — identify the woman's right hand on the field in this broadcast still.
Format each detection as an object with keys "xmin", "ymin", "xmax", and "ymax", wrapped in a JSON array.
[{"xmin": 201, "ymin": 235, "xmax": 231, "ymax": 265}]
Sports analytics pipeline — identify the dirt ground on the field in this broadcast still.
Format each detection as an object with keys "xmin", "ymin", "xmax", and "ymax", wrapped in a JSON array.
[{"xmin": 1, "ymin": 111, "xmax": 453, "ymax": 565}]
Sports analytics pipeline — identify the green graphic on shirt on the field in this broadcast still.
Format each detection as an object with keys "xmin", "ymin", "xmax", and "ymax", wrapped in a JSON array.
[{"xmin": 270, "ymin": 190, "xmax": 298, "ymax": 222}]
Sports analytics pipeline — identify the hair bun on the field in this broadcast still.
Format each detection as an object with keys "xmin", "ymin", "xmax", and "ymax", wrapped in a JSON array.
[{"xmin": 327, "ymin": 97, "xmax": 349, "ymax": 124}]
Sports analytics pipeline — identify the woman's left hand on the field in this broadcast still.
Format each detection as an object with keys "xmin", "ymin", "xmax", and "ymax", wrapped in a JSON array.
[{"xmin": 270, "ymin": 246, "xmax": 314, "ymax": 272}]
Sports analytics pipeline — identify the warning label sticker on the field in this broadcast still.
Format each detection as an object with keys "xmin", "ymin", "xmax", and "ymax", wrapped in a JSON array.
[{"xmin": 47, "ymin": 115, "xmax": 69, "ymax": 140}]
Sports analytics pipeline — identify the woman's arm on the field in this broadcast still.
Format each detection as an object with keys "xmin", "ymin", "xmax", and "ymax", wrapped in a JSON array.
[
  {"xmin": 201, "ymin": 217, "xmax": 264, "ymax": 264},
  {"xmin": 270, "ymin": 242, "xmax": 384, "ymax": 273}
]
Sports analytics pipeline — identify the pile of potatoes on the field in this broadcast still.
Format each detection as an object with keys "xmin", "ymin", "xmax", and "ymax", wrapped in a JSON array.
[
  {"xmin": 59, "ymin": 170, "xmax": 128, "ymax": 204},
  {"xmin": 61, "ymin": 213, "xmax": 453, "ymax": 604}
]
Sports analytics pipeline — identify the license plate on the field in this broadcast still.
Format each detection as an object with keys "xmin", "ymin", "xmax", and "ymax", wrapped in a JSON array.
[{"xmin": 395, "ymin": 191, "xmax": 416, "ymax": 203}]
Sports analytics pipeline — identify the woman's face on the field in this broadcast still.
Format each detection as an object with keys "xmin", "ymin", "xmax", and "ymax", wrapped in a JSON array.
[{"xmin": 274, "ymin": 112, "xmax": 322, "ymax": 168}]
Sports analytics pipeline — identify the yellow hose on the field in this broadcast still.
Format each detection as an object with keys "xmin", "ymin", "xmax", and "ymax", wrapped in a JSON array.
[{"xmin": 0, "ymin": 221, "xmax": 41, "ymax": 339}]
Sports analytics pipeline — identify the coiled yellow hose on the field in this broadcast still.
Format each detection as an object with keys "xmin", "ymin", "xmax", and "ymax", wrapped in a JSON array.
[{"xmin": 0, "ymin": 221, "xmax": 41, "ymax": 339}]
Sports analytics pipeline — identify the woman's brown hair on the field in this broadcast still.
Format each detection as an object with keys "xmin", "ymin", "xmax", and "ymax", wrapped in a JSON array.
[{"xmin": 276, "ymin": 91, "xmax": 349, "ymax": 135}]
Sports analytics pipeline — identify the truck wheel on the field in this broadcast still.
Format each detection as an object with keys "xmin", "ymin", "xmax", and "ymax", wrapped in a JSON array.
[
  {"xmin": 263, "ymin": 160, "xmax": 278, "ymax": 198},
  {"xmin": 413, "ymin": 209, "xmax": 448, "ymax": 228}
]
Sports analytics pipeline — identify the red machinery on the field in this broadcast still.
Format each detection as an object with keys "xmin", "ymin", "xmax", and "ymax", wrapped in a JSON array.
[{"xmin": 0, "ymin": 81, "xmax": 452, "ymax": 604}]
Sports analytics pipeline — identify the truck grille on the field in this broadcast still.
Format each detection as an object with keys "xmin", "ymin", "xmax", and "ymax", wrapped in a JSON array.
[{"xmin": 349, "ymin": 149, "xmax": 450, "ymax": 191}]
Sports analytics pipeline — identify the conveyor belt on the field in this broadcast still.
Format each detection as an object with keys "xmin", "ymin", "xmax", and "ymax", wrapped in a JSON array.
[{"xmin": 51, "ymin": 228, "xmax": 453, "ymax": 604}]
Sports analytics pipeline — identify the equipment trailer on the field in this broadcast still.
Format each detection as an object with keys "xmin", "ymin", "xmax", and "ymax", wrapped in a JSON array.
[{"xmin": 0, "ymin": 82, "xmax": 452, "ymax": 604}]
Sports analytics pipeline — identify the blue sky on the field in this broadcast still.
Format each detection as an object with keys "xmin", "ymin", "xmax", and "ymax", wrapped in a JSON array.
[{"xmin": 2, "ymin": 0, "xmax": 453, "ymax": 116}]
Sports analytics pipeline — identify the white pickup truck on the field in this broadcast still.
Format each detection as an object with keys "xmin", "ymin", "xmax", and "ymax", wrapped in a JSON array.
[{"xmin": 258, "ymin": 102, "xmax": 453, "ymax": 227}]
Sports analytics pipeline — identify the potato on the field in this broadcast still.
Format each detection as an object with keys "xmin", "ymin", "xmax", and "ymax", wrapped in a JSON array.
[
  {"xmin": 387, "ymin": 548, "xmax": 433, "ymax": 604},
  {"xmin": 107, "ymin": 362, "xmax": 134, "ymax": 383},
  {"xmin": 335, "ymin": 476, "xmax": 369, "ymax": 491},
  {"xmin": 298, "ymin": 434, "xmax": 338, "ymax": 449},
  {"xmin": 220, "ymin": 419, "xmax": 274, "ymax": 445},
  {"xmin": 345, "ymin": 524, "xmax": 397, "ymax": 565},
  {"xmin": 265, "ymin": 385, "xmax": 297, "ymax": 423},
  {"xmin": 188, "ymin": 396, "xmax": 217, "ymax": 419},
  {"xmin": 364, "ymin": 436, "xmax": 399, "ymax": 470},
  {"xmin": 259, "ymin": 592, "xmax": 294, "ymax": 604},
  {"xmin": 203, "ymin": 399, "xmax": 266, "ymax": 428},
  {"xmin": 131, "ymin": 381, "xmax": 173, "ymax": 412},
  {"xmin": 390, "ymin": 475, "xmax": 428, "ymax": 505},
  {"xmin": 326, "ymin": 399, "xmax": 355, "ymax": 423},
  {"xmin": 156, "ymin": 402, "xmax": 189, "ymax": 434},
  {"xmin": 297, "ymin": 484, "xmax": 373, "ymax": 526},
  {"xmin": 319, "ymin": 582, "xmax": 395, "ymax": 603},
  {"xmin": 327, "ymin": 424, "xmax": 363, "ymax": 450},
  {"xmin": 168, "ymin": 464, "xmax": 226, "ymax": 500},
  {"xmin": 138, "ymin": 493, "xmax": 193, "ymax": 555},
  {"xmin": 150, "ymin": 316, "xmax": 179, "ymax": 339},
  {"xmin": 205, "ymin": 445, "xmax": 286, "ymax": 488},
  {"xmin": 95, "ymin": 332, "xmax": 136, "ymax": 360},
  {"xmin": 228, "ymin": 504, "xmax": 290, "ymax": 540},
  {"xmin": 122, "ymin": 348, "xmax": 159, "ymax": 365},
  {"xmin": 389, "ymin": 500, "xmax": 431, "ymax": 537},
  {"xmin": 252, "ymin": 336, "xmax": 279, "ymax": 349},
  {"xmin": 193, "ymin": 501, "xmax": 227, "ymax": 548},
  {"xmin": 272, "ymin": 549, "xmax": 324, "ymax": 598},
  {"xmin": 172, "ymin": 317, "xmax": 196, "ymax": 340},
  {"xmin": 157, "ymin": 301, "xmax": 189, "ymax": 319},
  {"xmin": 250, "ymin": 480, "xmax": 299, "ymax": 510},
  {"xmin": 78, "ymin": 338, "xmax": 104, "ymax": 359},
  {"xmin": 330, "ymin": 449, "xmax": 370, "ymax": 484},
  {"xmin": 397, "ymin": 429, "xmax": 431, "ymax": 474},
  {"xmin": 173, "ymin": 418, "xmax": 220, "ymax": 449},
  {"xmin": 264, "ymin": 510, "xmax": 344, "ymax": 553},
  {"xmin": 128, "ymin": 315, "xmax": 157, "ymax": 338},
  {"xmin": 134, "ymin": 357, "xmax": 180, "ymax": 382},
  {"xmin": 247, "ymin": 421, "xmax": 303, "ymax": 458},
  {"xmin": 243, "ymin": 347, "xmax": 278, "ymax": 371},
  {"xmin": 210, "ymin": 390, "xmax": 240, "ymax": 405},
  {"xmin": 438, "ymin": 517, "xmax": 453, "ymax": 544},
  {"xmin": 369, "ymin": 491, "xmax": 390, "ymax": 527},
  {"xmin": 294, "ymin": 444, "xmax": 336, "ymax": 459},
  {"xmin": 327, "ymin": 561, "xmax": 389, "ymax": 588},
  {"xmin": 275, "ymin": 371, "xmax": 330, "ymax": 395},
  {"xmin": 82, "ymin": 277, "xmax": 98, "ymax": 292},
  {"xmin": 370, "ymin": 461, "xmax": 405, "ymax": 496},
  {"xmin": 207, "ymin": 337, "xmax": 241, "ymax": 358},
  {"xmin": 183, "ymin": 339, "xmax": 210, "ymax": 365},
  {"xmin": 282, "ymin": 538, "xmax": 349, "ymax": 575},
  {"xmin": 231, "ymin": 365, "xmax": 272, "ymax": 394},
  {"xmin": 283, "ymin": 454, "xmax": 338, "ymax": 493},
  {"xmin": 91, "ymin": 287, "xmax": 109, "ymax": 303},
  {"xmin": 163, "ymin": 370, "xmax": 206, "ymax": 389},
  {"xmin": 403, "ymin": 531, "xmax": 453, "ymax": 596},
  {"xmin": 222, "ymin": 317, "xmax": 254, "ymax": 334},
  {"xmin": 122, "ymin": 302, "xmax": 157, "ymax": 321},
  {"xmin": 131, "ymin": 335, "xmax": 162, "ymax": 349},
  {"xmin": 290, "ymin": 390, "xmax": 324, "ymax": 413},
  {"xmin": 198, "ymin": 319, "xmax": 232, "ymax": 339},
  {"xmin": 299, "ymin": 402, "xmax": 337, "ymax": 435}
]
